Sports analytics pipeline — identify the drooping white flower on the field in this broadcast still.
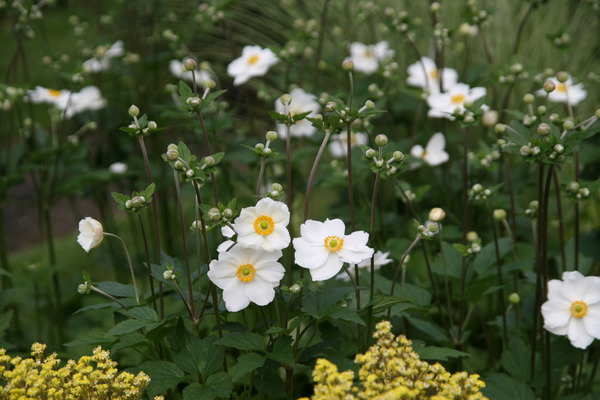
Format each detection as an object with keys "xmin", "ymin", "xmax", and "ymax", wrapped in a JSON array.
[
  {"xmin": 227, "ymin": 45, "xmax": 279, "ymax": 86},
  {"xmin": 349, "ymin": 41, "xmax": 394, "ymax": 75},
  {"xmin": 427, "ymin": 83, "xmax": 486, "ymax": 120},
  {"xmin": 275, "ymin": 88, "xmax": 320, "ymax": 138},
  {"xmin": 169, "ymin": 59, "xmax": 211, "ymax": 84},
  {"xmin": 328, "ymin": 131, "xmax": 368, "ymax": 158},
  {"xmin": 207, "ymin": 246, "xmax": 285, "ymax": 312},
  {"xmin": 410, "ymin": 132, "xmax": 449, "ymax": 166},
  {"xmin": 535, "ymin": 76, "xmax": 587, "ymax": 106},
  {"xmin": 109, "ymin": 162, "xmax": 128, "ymax": 174},
  {"xmin": 233, "ymin": 197, "xmax": 290, "ymax": 252},
  {"xmin": 542, "ymin": 271, "xmax": 600, "ymax": 349},
  {"xmin": 406, "ymin": 57, "xmax": 458, "ymax": 93},
  {"xmin": 293, "ymin": 219, "xmax": 374, "ymax": 281},
  {"xmin": 77, "ymin": 217, "xmax": 104, "ymax": 252},
  {"xmin": 83, "ymin": 40, "xmax": 125, "ymax": 73},
  {"xmin": 337, "ymin": 250, "xmax": 392, "ymax": 281}
]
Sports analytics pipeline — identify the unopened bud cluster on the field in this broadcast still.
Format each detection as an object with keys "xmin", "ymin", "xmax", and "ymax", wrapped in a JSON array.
[
  {"xmin": 525, "ymin": 200, "xmax": 539, "ymax": 218},
  {"xmin": 267, "ymin": 182, "xmax": 284, "ymax": 200},
  {"xmin": 364, "ymin": 135, "xmax": 404, "ymax": 176},
  {"xmin": 418, "ymin": 221, "xmax": 440, "ymax": 239},
  {"xmin": 126, "ymin": 105, "xmax": 158, "ymax": 136},
  {"xmin": 498, "ymin": 63, "xmax": 529, "ymax": 85},
  {"xmin": 566, "ymin": 181, "xmax": 590, "ymax": 201},
  {"xmin": 469, "ymin": 183, "xmax": 492, "ymax": 201},
  {"xmin": 466, "ymin": 231, "xmax": 482, "ymax": 254}
]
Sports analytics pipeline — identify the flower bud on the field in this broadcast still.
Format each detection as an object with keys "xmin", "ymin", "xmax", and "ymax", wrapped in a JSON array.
[
  {"xmin": 131, "ymin": 196, "xmax": 145, "ymax": 208},
  {"xmin": 125, "ymin": 199, "xmax": 133, "ymax": 209},
  {"xmin": 483, "ymin": 189, "xmax": 492, "ymax": 197},
  {"xmin": 430, "ymin": 2, "xmax": 441, "ymax": 12},
  {"xmin": 163, "ymin": 270, "xmax": 176, "ymax": 280},
  {"xmin": 375, "ymin": 134, "xmax": 388, "ymax": 147},
  {"xmin": 554, "ymin": 144, "xmax": 564, "ymax": 153},
  {"xmin": 472, "ymin": 183, "xmax": 483, "ymax": 193},
  {"xmin": 184, "ymin": 58, "xmax": 198, "ymax": 71},
  {"xmin": 223, "ymin": 208, "xmax": 234, "ymax": 219},
  {"xmin": 280, "ymin": 93, "xmax": 292, "ymax": 106},
  {"xmin": 325, "ymin": 101, "xmax": 337, "ymax": 112},
  {"xmin": 428, "ymin": 207, "xmax": 445, "ymax": 222},
  {"xmin": 186, "ymin": 169, "xmax": 195, "ymax": 178},
  {"xmin": 493, "ymin": 209, "xmax": 507, "ymax": 221},
  {"xmin": 471, "ymin": 243, "xmax": 482, "ymax": 253},
  {"xmin": 494, "ymin": 123, "xmax": 506, "ymax": 133},
  {"xmin": 255, "ymin": 143, "xmax": 265, "ymax": 151},
  {"xmin": 263, "ymin": 148, "xmax": 272, "ymax": 155},
  {"xmin": 537, "ymin": 105, "xmax": 547, "ymax": 115},
  {"xmin": 482, "ymin": 110, "xmax": 498, "ymax": 127},
  {"xmin": 393, "ymin": 151, "xmax": 404, "ymax": 161},
  {"xmin": 77, "ymin": 282, "xmax": 91, "ymax": 295},
  {"xmin": 188, "ymin": 97, "xmax": 201, "ymax": 107},
  {"xmin": 166, "ymin": 148, "xmax": 179, "ymax": 161},
  {"xmin": 563, "ymin": 120, "xmax": 574, "ymax": 130},
  {"xmin": 266, "ymin": 130, "xmax": 278, "ymax": 141},
  {"xmin": 567, "ymin": 181, "xmax": 580, "ymax": 193},
  {"xmin": 543, "ymin": 80, "xmax": 556, "ymax": 93},
  {"xmin": 365, "ymin": 148, "xmax": 376, "ymax": 158},
  {"xmin": 463, "ymin": 114, "xmax": 475, "ymax": 124},
  {"xmin": 375, "ymin": 159, "xmax": 384, "ymax": 168},
  {"xmin": 537, "ymin": 123, "xmax": 551, "ymax": 136},
  {"xmin": 508, "ymin": 292, "xmax": 520, "ymax": 304},
  {"xmin": 556, "ymin": 71, "xmax": 569, "ymax": 83},
  {"xmin": 207, "ymin": 207, "xmax": 221, "ymax": 221},
  {"xmin": 523, "ymin": 93, "xmax": 535, "ymax": 104},
  {"xmin": 290, "ymin": 284, "xmax": 301, "ymax": 293},
  {"xmin": 272, "ymin": 183, "xmax": 283, "ymax": 192},
  {"xmin": 147, "ymin": 121, "xmax": 157, "ymax": 130},
  {"xmin": 466, "ymin": 231, "xmax": 479, "ymax": 242},
  {"xmin": 174, "ymin": 160, "xmax": 185, "ymax": 170},
  {"xmin": 364, "ymin": 100, "xmax": 375, "ymax": 110},
  {"xmin": 529, "ymin": 200, "xmax": 539, "ymax": 209},
  {"xmin": 341, "ymin": 59, "xmax": 354, "ymax": 71},
  {"xmin": 520, "ymin": 145, "xmax": 531, "ymax": 156},
  {"xmin": 595, "ymin": 109, "xmax": 600, "ymax": 118},
  {"xmin": 128, "ymin": 104, "xmax": 140, "ymax": 117},
  {"xmin": 204, "ymin": 156, "xmax": 215, "ymax": 166}
]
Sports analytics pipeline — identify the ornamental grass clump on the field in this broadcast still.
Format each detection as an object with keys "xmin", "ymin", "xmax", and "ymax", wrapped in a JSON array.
[
  {"xmin": 300, "ymin": 321, "xmax": 487, "ymax": 400},
  {"xmin": 0, "ymin": 343, "xmax": 150, "ymax": 400}
]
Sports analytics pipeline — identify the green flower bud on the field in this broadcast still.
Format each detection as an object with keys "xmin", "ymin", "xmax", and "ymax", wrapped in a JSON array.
[
  {"xmin": 77, "ymin": 282, "xmax": 91, "ymax": 295},
  {"xmin": 429, "ymin": 207, "xmax": 446, "ymax": 222},
  {"xmin": 272, "ymin": 183, "xmax": 283, "ymax": 192},
  {"xmin": 493, "ymin": 209, "xmax": 507, "ymax": 221},
  {"xmin": 341, "ymin": 59, "xmax": 354, "ymax": 71},
  {"xmin": 393, "ymin": 151, "xmax": 404, "ymax": 161},
  {"xmin": 508, "ymin": 292, "xmax": 520, "ymax": 304},
  {"xmin": 325, "ymin": 101, "xmax": 337, "ymax": 112},
  {"xmin": 131, "ymin": 196, "xmax": 145, "ymax": 208},
  {"xmin": 523, "ymin": 93, "xmax": 535, "ymax": 104},
  {"xmin": 163, "ymin": 270, "xmax": 176, "ymax": 280},
  {"xmin": 556, "ymin": 71, "xmax": 569, "ymax": 83},
  {"xmin": 174, "ymin": 160, "xmax": 185, "ymax": 170},
  {"xmin": 223, "ymin": 208, "xmax": 234, "ymax": 219},
  {"xmin": 184, "ymin": 58, "xmax": 198, "ymax": 71},
  {"xmin": 186, "ymin": 169, "xmax": 195, "ymax": 178},
  {"xmin": 494, "ymin": 123, "xmax": 506, "ymax": 133},
  {"xmin": 128, "ymin": 104, "xmax": 140, "ymax": 117},
  {"xmin": 563, "ymin": 120, "xmax": 574, "ymax": 130},
  {"xmin": 537, "ymin": 123, "xmax": 551, "ymax": 136},
  {"xmin": 375, "ymin": 134, "xmax": 388, "ymax": 147},
  {"xmin": 365, "ymin": 148, "xmax": 376, "ymax": 158},
  {"xmin": 543, "ymin": 80, "xmax": 556, "ymax": 93},
  {"xmin": 147, "ymin": 121, "xmax": 157, "ymax": 130},
  {"xmin": 207, "ymin": 207, "xmax": 221, "ymax": 221},
  {"xmin": 266, "ymin": 130, "xmax": 278, "ymax": 141},
  {"xmin": 166, "ymin": 148, "xmax": 179, "ymax": 161},
  {"xmin": 280, "ymin": 93, "xmax": 292, "ymax": 106},
  {"xmin": 204, "ymin": 156, "xmax": 215, "ymax": 166},
  {"xmin": 364, "ymin": 100, "xmax": 375, "ymax": 110}
]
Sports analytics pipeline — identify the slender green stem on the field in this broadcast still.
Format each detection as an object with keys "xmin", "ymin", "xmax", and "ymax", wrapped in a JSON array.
[
  {"xmin": 91, "ymin": 286, "xmax": 129, "ymax": 310},
  {"xmin": 390, "ymin": 236, "xmax": 421, "ymax": 295},
  {"xmin": 256, "ymin": 157, "xmax": 267, "ymax": 198},
  {"xmin": 488, "ymin": 205, "xmax": 508, "ymax": 346},
  {"xmin": 304, "ymin": 130, "xmax": 332, "ymax": 221},
  {"xmin": 104, "ymin": 232, "xmax": 140, "ymax": 304},
  {"xmin": 512, "ymin": 3, "xmax": 534, "ymax": 55},
  {"xmin": 367, "ymin": 170, "xmax": 381, "ymax": 341},
  {"xmin": 138, "ymin": 215, "xmax": 157, "ymax": 311},
  {"xmin": 552, "ymin": 170, "xmax": 567, "ymax": 272},
  {"xmin": 194, "ymin": 111, "xmax": 219, "ymax": 205}
]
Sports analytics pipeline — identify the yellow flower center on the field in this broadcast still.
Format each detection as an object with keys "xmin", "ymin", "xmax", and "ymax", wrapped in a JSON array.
[
  {"xmin": 557, "ymin": 83, "xmax": 567, "ymax": 93},
  {"xmin": 48, "ymin": 89, "xmax": 62, "ymax": 98},
  {"xmin": 247, "ymin": 54, "xmax": 260, "ymax": 65},
  {"xmin": 420, "ymin": 150, "xmax": 428, "ymax": 159},
  {"xmin": 324, "ymin": 235, "xmax": 344, "ymax": 252},
  {"xmin": 253, "ymin": 215, "xmax": 275, "ymax": 236},
  {"xmin": 451, "ymin": 94, "xmax": 466, "ymax": 105},
  {"xmin": 364, "ymin": 48, "xmax": 374, "ymax": 58},
  {"xmin": 236, "ymin": 264, "xmax": 256, "ymax": 282},
  {"xmin": 429, "ymin": 68, "xmax": 439, "ymax": 80},
  {"xmin": 570, "ymin": 300, "xmax": 588, "ymax": 318}
]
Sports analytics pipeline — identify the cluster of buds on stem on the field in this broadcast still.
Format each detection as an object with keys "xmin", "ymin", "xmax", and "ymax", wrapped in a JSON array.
[
  {"xmin": 525, "ymin": 200, "xmax": 539, "ymax": 218},
  {"xmin": 123, "ymin": 105, "xmax": 158, "ymax": 137},
  {"xmin": 465, "ymin": 231, "xmax": 482, "ymax": 254},
  {"xmin": 565, "ymin": 181, "xmax": 590, "ymax": 201},
  {"xmin": 266, "ymin": 183, "xmax": 284, "ymax": 200},
  {"xmin": 253, "ymin": 131, "xmax": 278, "ymax": 158},
  {"xmin": 469, "ymin": 183, "xmax": 493, "ymax": 201},
  {"xmin": 364, "ymin": 134, "xmax": 405, "ymax": 177}
]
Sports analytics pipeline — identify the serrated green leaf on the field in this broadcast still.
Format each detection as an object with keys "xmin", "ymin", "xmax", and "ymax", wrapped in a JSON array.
[
  {"xmin": 326, "ymin": 305, "xmax": 365, "ymax": 325},
  {"xmin": 204, "ymin": 89, "xmax": 227, "ymax": 103},
  {"xmin": 136, "ymin": 360, "xmax": 185, "ymax": 398},
  {"xmin": 143, "ymin": 183, "xmax": 155, "ymax": 200},
  {"xmin": 183, "ymin": 372, "xmax": 232, "ymax": 400},
  {"xmin": 268, "ymin": 336, "xmax": 294, "ymax": 364},
  {"xmin": 501, "ymin": 337, "xmax": 531, "ymax": 379},
  {"xmin": 482, "ymin": 373, "xmax": 535, "ymax": 400},
  {"xmin": 216, "ymin": 332, "xmax": 266, "ymax": 351},
  {"xmin": 302, "ymin": 287, "xmax": 354, "ymax": 319},
  {"xmin": 232, "ymin": 353, "xmax": 265, "ymax": 382},
  {"xmin": 94, "ymin": 281, "xmax": 136, "ymax": 298},
  {"xmin": 178, "ymin": 80, "xmax": 193, "ymax": 100},
  {"xmin": 211, "ymin": 152, "xmax": 225, "ymax": 164},
  {"xmin": 119, "ymin": 306, "xmax": 159, "ymax": 322},
  {"xmin": 106, "ymin": 319, "xmax": 146, "ymax": 336},
  {"xmin": 64, "ymin": 332, "xmax": 116, "ymax": 347},
  {"xmin": 412, "ymin": 342, "xmax": 470, "ymax": 361}
]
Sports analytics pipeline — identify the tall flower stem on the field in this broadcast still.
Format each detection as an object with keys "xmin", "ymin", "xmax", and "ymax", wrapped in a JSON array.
[
  {"xmin": 303, "ymin": 130, "xmax": 332, "ymax": 221},
  {"xmin": 285, "ymin": 124, "xmax": 294, "ymax": 289},
  {"xmin": 256, "ymin": 157, "xmax": 267, "ymax": 197},
  {"xmin": 138, "ymin": 136, "xmax": 164, "ymax": 316},
  {"xmin": 172, "ymin": 171, "xmax": 196, "ymax": 320},
  {"xmin": 138, "ymin": 215, "xmax": 157, "ymax": 312},
  {"xmin": 104, "ymin": 233, "xmax": 139, "ymax": 304},
  {"xmin": 367, "ymin": 170, "xmax": 381, "ymax": 340},
  {"xmin": 91, "ymin": 286, "xmax": 129, "ymax": 310},
  {"xmin": 552, "ymin": 170, "xmax": 567, "ymax": 272},
  {"xmin": 488, "ymin": 206, "xmax": 508, "ymax": 346},
  {"xmin": 391, "ymin": 236, "xmax": 421, "ymax": 295},
  {"xmin": 194, "ymin": 111, "xmax": 219, "ymax": 205}
]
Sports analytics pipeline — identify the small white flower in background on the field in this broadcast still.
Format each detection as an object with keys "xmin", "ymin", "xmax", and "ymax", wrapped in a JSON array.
[
  {"xmin": 427, "ymin": 83, "xmax": 486, "ymax": 120},
  {"xmin": 542, "ymin": 271, "xmax": 600, "ymax": 349},
  {"xmin": 535, "ymin": 76, "xmax": 587, "ymax": 106},
  {"xmin": 275, "ymin": 88, "xmax": 320, "ymax": 138},
  {"xmin": 293, "ymin": 218, "xmax": 374, "ymax": 281},
  {"xmin": 77, "ymin": 217, "xmax": 104, "ymax": 253},
  {"xmin": 83, "ymin": 40, "xmax": 125, "ymax": 73},
  {"xmin": 406, "ymin": 57, "xmax": 458, "ymax": 93},
  {"xmin": 207, "ymin": 246, "xmax": 285, "ymax": 312},
  {"xmin": 337, "ymin": 250, "xmax": 392, "ymax": 281},
  {"xmin": 349, "ymin": 41, "xmax": 394, "ymax": 75},
  {"xmin": 169, "ymin": 59, "xmax": 211, "ymax": 84},
  {"xmin": 227, "ymin": 45, "xmax": 279, "ymax": 86},
  {"xmin": 410, "ymin": 132, "xmax": 449, "ymax": 166},
  {"xmin": 233, "ymin": 197, "xmax": 290, "ymax": 252},
  {"xmin": 328, "ymin": 131, "xmax": 368, "ymax": 158},
  {"xmin": 63, "ymin": 86, "xmax": 107, "ymax": 118},
  {"xmin": 216, "ymin": 225, "xmax": 236, "ymax": 253},
  {"xmin": 108, "ymin": 162, "xmax": 127, "ymax": 174},
  {"xmin": 26, "ymin": 86, "xmax": 72, "ymax": 106}
]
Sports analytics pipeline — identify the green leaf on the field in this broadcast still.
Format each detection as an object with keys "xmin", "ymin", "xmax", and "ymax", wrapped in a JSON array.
[
  {"xmin": 178, "ymin": 80, "xmax": 193, "ymax": 100},
  {"xmin": 136, "ymin": 360, "xmax": 185, "ymax": 398},
  {"xmin": 441, "ymin": 242, "xmax": 463, "ymax": 278},
  {"xmin": 111, "ymin": 332, "xmax": 150, "ymax": 353},
  {"xmin": 501, "ymin": 337, "xmax": 531, "ymax": 380},
  {"xmin": 94, "ymin": 281, "xmax": 136, "ymax": 298},
  {"xmin": 204, "ymin": 89, "xmax": 227, "ymax": 104},
  {"xmin": 412, "ymin": 341, "xmax": 470, "ymax": 361},
  {"xmin": 302, "ymin": 287, "xmax": 355, "ymax": 319},
  {"xmin": 216, "ymin": 332, "xmax": 266, "ymax": 351},
  {"xmin": 482, "ymin": 373, "xmax": 535, "ymax": 400},
  {"xmin": 64, "ymin": 332, "xmax": 116, "ymax": 347},
  {"xmin": 326, "ymin": 305, "xmax": 365, "ymax": 325},
  {"xmin": 211, "ymin": 152, "xmax": 225, "ymax": 165},
  {"xmin": 106, "ymin": 319, "xmax": 146, "ymax": 336},
  {"xmin": 142, "ymin": 183, "xmax": 155, "ymax": 200},
  {"xmin": 119, "ymin": 306, "xmax": 159, "ymax": 322},
  {"xmin": 232, "ymin": 353, "xmax": 265, "ymax": 382},
  {"xmin": 268, "ymin": 336, "xmax": 294, "ymax": 365},
  {"xmin": 359, "ymin": 295, "xmax": 411, "ymax": 319},
  {"xmin": 183, "ymin": 372, "xmax": 232, "ymax": 400}
]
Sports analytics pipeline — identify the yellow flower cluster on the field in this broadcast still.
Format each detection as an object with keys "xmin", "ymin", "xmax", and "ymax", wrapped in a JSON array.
[
  {"xmin": 0, "ymin": 343, "xmax": 150, "ymax": 400},
  {"xmin": 299, "ymin": 321, "xmax": 488, "ymax": 400}
]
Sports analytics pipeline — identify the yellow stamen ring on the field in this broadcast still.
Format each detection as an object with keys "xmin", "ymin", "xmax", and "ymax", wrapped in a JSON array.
[
  {"xmin": 247, "ymin": 54, "xmax": 260, "ymax": 65},
  {"xmin": 48, "ymin": 89, "xmax": 62, "ymax": 98},
  {"xmin": 450, "ymin": 94, "xmax": 466, "ymax": 105},
  {"xmin": 557, "ymin": 83, "xmax": 567, "ymax": 93},
  {"xmin": 236, "ymin": 264, "xmax": 256, "ymax": 282},
  {"xmin": 570, "ymin": 300, "xmax": 588, "ymax": 318},
  {"xmin": 324, "ymin": 235, "xmax": 344, "ymax": 252},
  {"xmin": 254, "ymin": 215, "xmax": 275, "ymax": 236}
]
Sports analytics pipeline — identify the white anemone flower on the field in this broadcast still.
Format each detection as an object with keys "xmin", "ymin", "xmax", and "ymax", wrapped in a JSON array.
[
  {"xmin": 349, "ymin": 41, "xmax": 394, "ymax": 75},
  {"xmin": 293, "ymin": 218, "xmax": 374, "ymax": 281},
  {"xmin": 328, "ymin": 131, "xmax": 368, "ymax": 158},
  {"xmin": 542, "ymin": 271, "xmax": 600, "ymax": 349},
  {"xmin": 83, "ymin": 40, "xmax": 125, "ymax": 73},
  {"xmin": 64, "ymin": 86, "xmax": 107, "ymax": 118},
  {"xmin": 233, "ymin": 197, "xmax": 290, "ymax": 252},
  {"xmin": 406, "ymin": 57, "xmax": 458, "ymax": 93},
  {"xmin": 410, "ymin": 132, "xmax": 449, "ymax": 166},
  {"xmin": 337, "ymin": 250, "xmax": 392, "ymax": 281},
  {"xmin": 77, "ymin": 217, "xmax": 104, "ymax": 252},
  {"xmin": 275, "ymin": 88, "xmax": 320, "ymax": 138},
  {"xmin": 427, "ymin": 83, "xmax": 486, "ymax": 120},
  {"xmin": 227, "ymin": 45, "xmax": 279, "ymax": 86},
  {"xmin": 26, "ymin": 86, "xmax": 72, "ymax": 106},
  {"xmin": 535, "ymin": 76, "xmax": 587, "ymax": 106},
  {"xmin": 169, "ymin": 59, "xmax": 211, "ymax": 84},
  {"xmin": 207, "ymin": 246, "xmax": 285, "ymax": 312}
]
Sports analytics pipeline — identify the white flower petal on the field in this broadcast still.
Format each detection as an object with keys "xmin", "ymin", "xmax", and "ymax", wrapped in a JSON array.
[
  {"xmin": 222, "ymin": 279, "xmax": 250, "ymax": 312},
  {"xmin": 293, "ymin": 237, "xmax": 328, "ymax": 269},
  {"xmin": 568, "ymin": 317, "xmax": 595, "ymax": 349},
  {"xmin": 542, "ymin": 300, "xmax": 572, "ymax": 332},
  {"xmin": 309, "ymin": 253, "xmax": 344, "ymax": 281},
  {"xmin": 582, "ymin": 305, "xmax": 600, "ymax": 339},
  {"xmin": 322, "ymin": 219, "xmax": 346, "ymax": 237},
  {"xmin": 245, "ymin": 277, "xmax": 276, "ymax": 306}
]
